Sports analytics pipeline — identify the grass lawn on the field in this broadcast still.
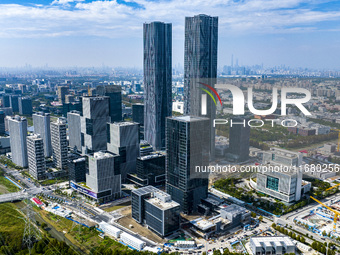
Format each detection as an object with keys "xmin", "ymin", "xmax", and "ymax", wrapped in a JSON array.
[
  {"xmin": 103, "ymin": 201, "xmax": 131, "ymax": 212},
  {"xmin": 39, "ymin": 178, "xmax": 68, "ymax": 186},
  {"xmin": 38, "ymin": 210, "xmax": 104, "ymax": 254},
  {"xmin": 0, "ymin": 176, "xmax": 20, "ymax": 194}
]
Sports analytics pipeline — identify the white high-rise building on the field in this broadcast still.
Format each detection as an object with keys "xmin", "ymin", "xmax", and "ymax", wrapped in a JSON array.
[
  {"xmin": 7, "ymin": 116, "xmax": 28, "ymax": 167},
  {"xmin": 33, "ymin": 112, "xmax": 52, "ymax": 157},
  {"xmin": 27, "ymin": 134, "xmax": 45, "ymax": 180},
  {"xmin": 51, "ymin": 118, "xmax": 68, "ymax": 169}
]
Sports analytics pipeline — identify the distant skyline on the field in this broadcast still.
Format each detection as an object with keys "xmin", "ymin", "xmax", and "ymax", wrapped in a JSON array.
[{"xmin": 0, "ymin": 0, "xmax": 340, "ymax": 69}]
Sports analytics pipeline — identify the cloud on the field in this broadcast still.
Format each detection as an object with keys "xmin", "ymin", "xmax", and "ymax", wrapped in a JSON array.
[
  {"xmin": 0, "ymin": 0, "xmax": 339, "ymax": 38},
  {"xmin": 52, "ymin": 0, "xmax": 84, "ymax": 5}
]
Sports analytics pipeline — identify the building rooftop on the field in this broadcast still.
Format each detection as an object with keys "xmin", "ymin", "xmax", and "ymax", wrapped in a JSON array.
[
  {"xmin": 251, "ymin": 236, "xmax": 295, "ymax": 247},
  {"xmin": 138, "ymin": 152, "xmax": 165, "ymax": 161},
  {"xmin": 54, "ymin": 118, "xmax": 67, "ymax": 125},
  {"xmin": 132, "ymin": 186, "xmax": 157, "ymax": 196},
  {"xmin": 92, "ymin": 151, "xmax": 116, "ymax": 160},
  {"xmin": 27, "ymin": 134, "xmax": 42, "ymax": 140},
  {"xmin": 73, "ymin": 157, "xmax": 86, "ymax": 163},
  {"xmin": 190, "ymin": 218, "xmax": 216, "ymax": 231},
  {"xmin": 7, "ymin": 115, "xmax": 26, "ymax": 122},
  {"xmin": 220, "ymin": 204, "xmax": 248, "ymax": 217},
  {"xmin": 267, "ymin": 147, "xmax": 300, "ymax": 159},
  {"xmin": 111, "ymin": 121, "xmax": 139, "ymax": 127},
  {"xmin": 33, "ymin": 112, "xmax": 50, "ymax": 117},
  {"xmin": 169, "ymin": 115, "xmax": 209, "ymax": 122},
  {"xmin": 146, "ymin": 196, "xmax": 179, "ymax": 210}
]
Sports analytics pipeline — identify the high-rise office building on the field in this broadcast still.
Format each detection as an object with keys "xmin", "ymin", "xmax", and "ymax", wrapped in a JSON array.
[
  {"xmin": 166, "ymin": 116, "xmax": 210, "ymax": 214},
  {"xmin": 132, "ymin": 186, "xmax": 180, "ymax": 237},
  {"xmin": 67, "ymin": 110, "xmax": 82, "ymax": 152},
  {"xmin": 143, "ymin": 21, "xmax": 172, "ymax": 150},
  {"xmin": 2, "ymin": 94, "xmax": 10, "ymax": 108},
  {"xmin": 0, "ymin": 111, "xmax": 5, "ymax": 135},
  {"xmin": 132, "ymin": 103, "xmax": 144, "ymax": 126},
  {"xmin": 68, "ymin": 156, "xmax": 86, "ymax": 183},
  {"xmin": 107, "ymin": 122, "xmax": 140, "ymax": 181},
  {"xmin": 7, "ymin": 116, "xmax": 28, "ymax": 167},
  {"xmin": 27, "ymin": 134, "xmax": 45, "ymax": 180},
  {"xmin": 10, "ymin": 95, "xmax": 19, "ymax": 112},
  {"xmin": 128, "ymin": 152, "xmax": 165, "ymax": 187},
  {"xmin": 65, "ymin": 95, "xmax": 75, "ymax": 104},
  {"xmin": 81, "ymin": 96, "xmax": 110, "ymax": 154},
  {"xmin": 51, "ymin": 118, "xmax": 68, "ymax": 169},
  {"xmin": 184, "ymin": 14, "xmax": 218, "ymax": 161},
  {"xmin": 227, "ymin": 117, "xmax": 250, "ymax": 162},
  {"xmin": 58, "ymin": 86, "xmax": 69, "ymax": 104},
  {"xmin": 18, "ymin": 97, "xmax": 33, "ymax": 115},
  {"xmin": 33, "ymin": 112, "xmax": 52, "ymax": 157},
  {"xmin": 104, "ymin": 85, "xmax": 122, "ymax": 123},
  {"xmin": 86, "ymin": 151, "xmax": 121, "ymax": 203}
]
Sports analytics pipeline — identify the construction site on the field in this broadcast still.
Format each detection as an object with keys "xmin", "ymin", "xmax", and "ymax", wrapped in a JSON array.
[{"xmin": 295, "ymin": 197, "xmax": 340, "ymax": 238}]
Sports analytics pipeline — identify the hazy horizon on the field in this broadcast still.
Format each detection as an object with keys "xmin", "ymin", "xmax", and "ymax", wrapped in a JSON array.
[{"xmin": 1, "ymin": 0, "xmax": 340, "ymax": 69}]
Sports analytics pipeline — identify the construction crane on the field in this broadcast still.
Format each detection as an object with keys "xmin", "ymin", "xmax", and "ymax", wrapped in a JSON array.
[
  {"xmin": 310, "ymin": 196, "xmax": 340, "ymax": 232},
  {"xmin": 331, "ymin": 129, "xmax": 340, "ymax": 152}
]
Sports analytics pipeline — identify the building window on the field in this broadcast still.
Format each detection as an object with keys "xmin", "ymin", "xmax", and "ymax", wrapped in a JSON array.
[{"xmin": 266, "ymin": 176, "xmax": 279, "ymax": 191}]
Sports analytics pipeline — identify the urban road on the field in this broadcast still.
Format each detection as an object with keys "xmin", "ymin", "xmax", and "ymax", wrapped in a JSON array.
[
  {"xmin": 0, "ymin": 164, "xmax": 157, "ymax": 248},
  {"xmin": 1, "ymin": 163, "xmax": 339, "ymax": 251}
]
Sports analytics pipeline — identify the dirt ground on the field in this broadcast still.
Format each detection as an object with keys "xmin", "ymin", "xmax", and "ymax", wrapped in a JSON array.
[
  {"xmin": 117, "ymin": 208, "xmax": 165, "ymax": 244},
  {"xmin": 0, "ymin": 184, "xmax": 9, "ymax": 194}
]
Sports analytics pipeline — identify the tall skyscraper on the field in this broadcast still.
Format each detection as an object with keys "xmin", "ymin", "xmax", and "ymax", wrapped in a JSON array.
[
  {"xmin": 107, "ymin": 122, "xmax": 140, "ymax": 181},
  {"xmin": 51, "ymin": 118, "xmax": 68, "ymax": 169},
  {"xmin": 227, "ymin": 117, "xmax": 250, "ymax": 162},
  {"xmin": 184, "ymin": 14, "xmax": 218, "ymax": 160},
  {"xmin": 33, "ymin": 112, "xmax": 52, "ymax": 157},
  {"xmin": 18, "ymin": 97, "xmax": 33, "ymax": 115},
  {"xmin": 67, "ymin": 110, "xmax": 82, "ymax": 152},
  {"xmin": 7, "ymin": 116, "xmax": 28, "ymax": 167},
  {"xmin": 0, "ymin": 111, "xmax": 5, "ymax": 135},
  {"xmin": 2, "ymin": 94, "xmax": 10, "ymax": 108},
  {"xmin": 81, "ymin": 96, "xmax": 110, "ymax": 154},
  {"xmin": 143, "ymin": 21, "xmax": 172, "ymax": 150},
  {"xmin": 86, "ymin": 151, "xmax": 121, "ymax": 203},
  {"xmin": 27, "ymin": 134, "xmax": 45, "ymax": 180},
  {"xmin": 165, "ymin": 116, "xmax": 210, "ymax": 214},
  {"xmin": 58, "ymin": 86, "xmax": 69, "ymax": 104},
  {"xmin": 10, "ymin": 95, "xmax": 19, "ymax": 112},
  {"xmin": 104, "ymin": 85, "xmax": 122, "ymax": 123}
]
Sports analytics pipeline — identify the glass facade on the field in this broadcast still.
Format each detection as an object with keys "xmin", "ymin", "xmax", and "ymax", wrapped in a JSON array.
[
  {"xmin": 166, "ymin": 116, "xmax": 210, "ymax": 214},
  {"xmin": 184, "ymin": 14, "xmax": 218, "ymax": 160},
  {"xmin": 143, "ymin": 22, "xmax": 172, "ymax": 150},
  {"xmin": 266, "ymin": 176, "xmax": 279, "ymax": 191}
]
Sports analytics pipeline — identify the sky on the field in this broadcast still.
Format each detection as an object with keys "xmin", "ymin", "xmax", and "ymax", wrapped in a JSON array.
[{"xmin": 0, "ymin": 0, "xmax": 340, "ymax": 69}]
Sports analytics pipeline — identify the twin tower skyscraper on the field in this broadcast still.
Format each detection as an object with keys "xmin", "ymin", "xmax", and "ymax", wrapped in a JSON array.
[{"xmin": 144, "ymin": 14, "xmax": 218, "ymax": 160}]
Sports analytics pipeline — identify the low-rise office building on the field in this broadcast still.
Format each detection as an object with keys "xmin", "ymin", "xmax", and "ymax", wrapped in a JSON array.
[
  {"xmin": 131, "ymin": 186, "xmax": 180, "ymax": 237},
  {"xmin": 262, "ymin": 148, "xmax": 302, "ymax": 166},
  {"xmin": 256, "ymin": 169, "xmax": 304, "ymax": 203},
  {"xmin": 250, "ymin": 236, "xmax": 296, "ymax": 255}
]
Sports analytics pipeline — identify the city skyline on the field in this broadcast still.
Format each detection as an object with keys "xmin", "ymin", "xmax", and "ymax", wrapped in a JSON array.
[{"xmin": 0, "ymin": 0, "xmax": 340, "ymax": 69}]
